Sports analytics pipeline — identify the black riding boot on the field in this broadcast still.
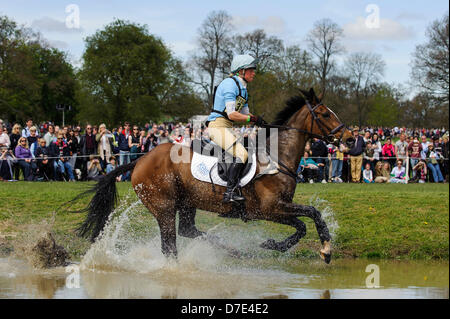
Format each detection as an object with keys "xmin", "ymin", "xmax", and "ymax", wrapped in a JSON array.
[{"xmin": 223, "ymin": 162, "xmax": 246, "ymax": 203}]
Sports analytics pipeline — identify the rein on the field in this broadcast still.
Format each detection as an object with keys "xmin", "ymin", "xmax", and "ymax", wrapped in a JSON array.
[
  {"xmin": 261, "ymin": 100, "xmax": 346, "ymax": 144},
  {"xmin": 257, "ymin": 100, "xmax": 347, "ymax": 182}
]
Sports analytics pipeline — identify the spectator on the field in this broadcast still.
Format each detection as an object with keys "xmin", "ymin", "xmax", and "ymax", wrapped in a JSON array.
[
  {"xmin": 348, "ymin": 127, "xmax": 365, "ymax": 183},
  {"xmin": 118, "ymin": 122, "xmax": 131, "ymax": 166},
  {"xmin": 21, "ymin": 119, "xmax": 34, "ymax": 138},
  {"xmin": 0, "ymin": 146, "xmax": 16, "ymax": 181},
  {"xmin": 311, "ymin": 138, "xmax": 328, "ymax": 183},
  {"xmin": 129, "ymin": 125, "xmax": 141, "ymax": 161},
  {"xmin": 66, "ymin": 128, "xmax": 79, "ymax": 170},
  {"xmin": 371, "ymin": 133, "xmax": 382, "ymax": 163},
  {"xmin": 298, "ymin": 151, "xmax": 319, "ymax": 183},
  {"xmin": 50, "ymin": 134, "xmax": 75, "ymax": 181},
  {"xmin": 389, "ymin": 159, "xmax": 407, "ymax": 184},
  {"xmin": 412, "ymin": 160, "xmax": 427, "ymax": 184},
  {"xmin": 96, "ymin": 123, "xmax": 113, "ymax": 170},
  {"xmin": 27, "ymin": 126, "xmax": 39, "ymax": 157},
  {"xmin": 87, "ymin": 155, "xmax": 104, "ymax": 181},
  {"xmin": 158, "ymin": 130, "xmax": 172, "ymax": 144},
  {"xmin": 420, "ymin": 135, "xmax": 431, "ymax": 160},
  {"xmin": 330, "ymin": 143, "xmax": 344, "ymax": 183},
  {"xmin": 395, "ymin": 133, "xmax": 408, "ymax": 165},
  {"xmin": 80, "ymin": 124, "xmax": 97, "ymax": 180},
  {"xmin": 408, "ymin": 137, "xmax": 422, "ymax": 179},
  {"xmin": 106, "ymin": 156, "xmax": 122, "ymax": 181},
  {"xmin": 112, "ymin": 127, "xmax": 120, "ymax": 154},
  {"xmin": 34, "ymin": 138, "xmax": 54, "ymax": 181},
  {"xmin": 442, "ymin": 134, "xmax": 449, "ymax": 182},
  {"xmin": 9, "ymin": 124, "xmax": 22, "ymax": 156},
  {"xmin": 363, "ymin": 131, "xmax": 371, "ymax": 143},
  {"xmin": 43, "ymin": 124, "xmax": 56, "ymax": 146},
  {"xmin": 382, "ymin": 137, "xmax": 396, "ymax": 168},
  {"xmin": 0, "ymin": 125, "xmax": 11, "ymax": 149},
  {"xmin": 374, "ymin": 161, "xmax": 390, "ymax": 183},
  {"xmin": 363, "ymin": 140, "xmax": 376, "ymax": 172},
  {"xmin": 363, "ymin": 163, "xmax": 374, "ymax": 183},
  {"xmin": 15, "ymin": 137, "xmax": 37, "ymax": 181},
  {"xmin": 426, "ymin": 144, "xmax": 444, "ymax": 183}
]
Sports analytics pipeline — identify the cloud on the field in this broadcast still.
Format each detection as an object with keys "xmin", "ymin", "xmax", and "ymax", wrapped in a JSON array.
[
  {"xmin": 343, "ymin": 16, "xmax": 415, "ymax": 41},
  {"xmin": 31, "ymin": 17, "xmax": 84, "ymax": 33},
  {"xmin": 47, "ymin": 40, "xmax": 70, "ymax": 50},
  {"xmin": 231, "ymin": 15, "xmax": 286, "ymax": 34}
]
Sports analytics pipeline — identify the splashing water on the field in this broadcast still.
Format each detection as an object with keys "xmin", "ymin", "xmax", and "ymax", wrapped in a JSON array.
[
  {"xmin": 78, "ymin": 194, "xmax": 302, "ymax": 298},
  {"xmin": 307, "ymin": 195, "xmax": 339, "ymax": 239}
]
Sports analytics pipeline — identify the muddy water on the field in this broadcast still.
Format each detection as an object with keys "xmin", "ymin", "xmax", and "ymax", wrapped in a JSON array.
[{"xmin": 0, "ymin": 255, "xmax": 448, "ymax": 299}]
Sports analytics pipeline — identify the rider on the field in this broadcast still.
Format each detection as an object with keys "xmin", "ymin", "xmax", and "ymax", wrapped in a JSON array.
[{"xmin": 206, "ymin": 54, "xmax": 266, "ymax": 203}]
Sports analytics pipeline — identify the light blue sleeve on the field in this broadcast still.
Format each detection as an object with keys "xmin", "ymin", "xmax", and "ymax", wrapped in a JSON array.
[{"xmin": 221, "ymin": 78, "xmax": 239, "ymax": 103}]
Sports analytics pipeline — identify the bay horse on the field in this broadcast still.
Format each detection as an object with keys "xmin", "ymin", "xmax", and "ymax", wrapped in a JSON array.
[{"xmin": 74, "ymin": 88, "xmax": 354, "ymax": 264}]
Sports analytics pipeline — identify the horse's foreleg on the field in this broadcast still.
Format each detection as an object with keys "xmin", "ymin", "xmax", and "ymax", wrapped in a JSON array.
[
  {"xmin": 279, "ymin": 202, "xmax": 332, "ymax": 263},
  {"xmin": 178, "ymin": 206, "xmax": 205, "ymax": 238},
  {"xmin": 260, "ymin": 215, "xmax": 307, "ymax": 253}
]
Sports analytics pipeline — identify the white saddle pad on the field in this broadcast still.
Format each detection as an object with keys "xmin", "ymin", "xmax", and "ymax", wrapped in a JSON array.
[{"xmin": 191, "ymin": 151, "xmax": 257, "ymax": 187}]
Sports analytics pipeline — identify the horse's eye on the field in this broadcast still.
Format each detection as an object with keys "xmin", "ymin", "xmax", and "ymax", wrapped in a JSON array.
[{"xmin": 322, "ymin": 112, "xmax": 330, "ymax": 118}]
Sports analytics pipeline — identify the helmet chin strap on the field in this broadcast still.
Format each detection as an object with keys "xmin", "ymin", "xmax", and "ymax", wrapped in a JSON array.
[{"xmin": 237, "ymin": 69, "xmax": 248, "ymax": 83}]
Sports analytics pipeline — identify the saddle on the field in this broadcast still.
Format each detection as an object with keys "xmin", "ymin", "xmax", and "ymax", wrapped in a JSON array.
[{"xmin": 191, "ymin": 137, "xmax": 253, "ymax": 181}]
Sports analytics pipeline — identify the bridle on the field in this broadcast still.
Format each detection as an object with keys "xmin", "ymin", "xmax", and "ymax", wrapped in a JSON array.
[
  {"xmin": 305, "ymin": 100, "xmax": 346, "ymax": 145},
  {"xmin": 259, "ymin": 100, "xmax": 348, "ymax": 182},
  {"xmin": 262, "ymin": 100, "xmax": 347, "ymax": 145}
]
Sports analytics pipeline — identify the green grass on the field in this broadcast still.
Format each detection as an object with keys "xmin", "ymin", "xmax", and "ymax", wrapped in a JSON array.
[{"xmin": 0, "ymin": 182, "xmax": 448, "ymax": 260}]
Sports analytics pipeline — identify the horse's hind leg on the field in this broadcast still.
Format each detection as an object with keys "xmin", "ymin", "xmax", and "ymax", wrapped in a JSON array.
[
  {"xmin": 260, "ymin": 216, "xmax": 307, "ymax": 253},
  {"xmin": 178, "ymin": 206, "xmax": 205, "ymax": 238},
  {"xmin": 155, "ymin": 210, "xmax": 177, "ymax": 258}
]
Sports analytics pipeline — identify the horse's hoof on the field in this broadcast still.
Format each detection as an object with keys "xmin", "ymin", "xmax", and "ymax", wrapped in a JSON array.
[
  {"xmin": 320, "ymin": 241, "xmax": 332, "ymax": 264},
  {"xmin": 320, "ymin": 252, "xmax": 332, "ymax": 264}
]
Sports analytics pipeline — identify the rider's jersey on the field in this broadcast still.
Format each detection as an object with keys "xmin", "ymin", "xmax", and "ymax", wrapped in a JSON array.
[{"xmin": 207, "ymin": 76, "xmax": 249, "ymax": 123}]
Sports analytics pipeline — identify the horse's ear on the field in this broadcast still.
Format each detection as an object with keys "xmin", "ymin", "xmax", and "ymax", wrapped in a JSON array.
[
  {"xmin": 299, "ymin": 89, "xmax": 311, "ymax": 101},
  {"xmin": 309, "ymin": 88, "xmax": 321, "ymax": 104}
]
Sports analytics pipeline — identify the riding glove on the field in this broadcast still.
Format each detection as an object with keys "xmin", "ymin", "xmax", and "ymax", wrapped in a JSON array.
[{"xmin": 250, "ymin": 115, "xmax": 267, "ymax": 127}]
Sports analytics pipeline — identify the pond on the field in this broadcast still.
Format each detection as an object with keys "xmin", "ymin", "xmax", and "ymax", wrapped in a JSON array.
[{"xmin": 0, "ymin": 255, "xmax": 447, "ymax": 299}]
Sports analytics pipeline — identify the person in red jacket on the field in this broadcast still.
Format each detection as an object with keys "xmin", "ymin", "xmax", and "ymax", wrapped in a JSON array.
[{"xmin": 382, "ymin": 138, "xmax": 396, "ymax": 168}]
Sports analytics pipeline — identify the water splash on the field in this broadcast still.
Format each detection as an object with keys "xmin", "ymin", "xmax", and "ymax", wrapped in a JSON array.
[
  {"xmin": 308, "ymin": 195, "xmax": 339, "ymax": 239},
  {"xmin": 78, "ymin": 195, "xmax": 301, "ymax": 298}
]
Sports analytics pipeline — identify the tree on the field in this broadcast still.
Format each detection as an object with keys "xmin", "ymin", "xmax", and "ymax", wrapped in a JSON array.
[
  {"xmin": 344, "ymin": 52, "xmax": 385, "ymax": 127},
  {"xmin": 231, "ymin": 29, "xmax": 283, "ymax": 72},
  {"xmin": 0, "ymin": 15, "xmax": 76, "ymax": 124},
  {"xmin": 268, "ymin": 44, "xmax": 316, "ymax": 91},
  {"xmin": 306, "ymin": 19, "xmax": 344, "ymax": 96},
  {"xmin": 190, "ymin": 11, "xmax": 233, "ymax": 106},
  {"xmin": 411, "ymin": 13, "xmax": 449, "ymax": 104},
  {"xmin": 367, "ymin": 86, "xmax": 399, "ymax": 127},
  {"xmin": 79, "ymin": 19, "xmax": 173, "ymax": 126}
]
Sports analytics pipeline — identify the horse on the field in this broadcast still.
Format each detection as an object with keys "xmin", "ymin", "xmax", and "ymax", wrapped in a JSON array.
[{"xmin": 74, "ymin": 88, "xmax": 354, "ymax": 264}]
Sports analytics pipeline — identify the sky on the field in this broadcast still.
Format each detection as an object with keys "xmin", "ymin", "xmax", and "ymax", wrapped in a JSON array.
[{"xmin": 1, "ymin": 0, "xmax": 449, "ymax": 87}]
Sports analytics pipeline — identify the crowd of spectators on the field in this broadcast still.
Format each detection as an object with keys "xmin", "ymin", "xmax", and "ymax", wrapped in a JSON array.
[
  {"xmin": 297, "ymin": 126, "xmax": 449, "ymax": 184},
  {"xmin": 0, "ymin": 118, "xmax": 448, "ymax": 184}
]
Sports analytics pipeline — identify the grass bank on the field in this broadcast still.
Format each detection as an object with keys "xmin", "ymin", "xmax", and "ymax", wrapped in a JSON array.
[{"xmin": 0, "ymin": 182, "xmax": 448, "ymax": 260}]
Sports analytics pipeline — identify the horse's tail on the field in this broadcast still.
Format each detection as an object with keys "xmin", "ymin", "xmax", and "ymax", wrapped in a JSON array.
[{"xmin": 74, "ymin": 160, "xmax": 138, "ymax": 242}]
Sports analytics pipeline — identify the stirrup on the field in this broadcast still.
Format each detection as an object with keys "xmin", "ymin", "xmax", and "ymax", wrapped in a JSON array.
[{"xmin": 223, "ymin": 187, "xmax": 245, "ymax": 203}]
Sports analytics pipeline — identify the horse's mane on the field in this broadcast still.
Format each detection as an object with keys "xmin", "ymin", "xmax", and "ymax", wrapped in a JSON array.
[{"xmin": 271, "ymin": 95, "xmax": 306, "ymax": 125}]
